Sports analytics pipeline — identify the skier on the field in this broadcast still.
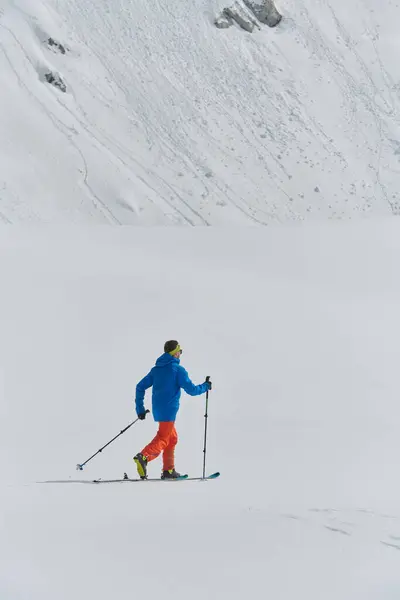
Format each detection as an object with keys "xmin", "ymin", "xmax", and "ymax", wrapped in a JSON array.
[{"xmin": 134, "ymin": 340, "xmax": 211, "ymax": 479}]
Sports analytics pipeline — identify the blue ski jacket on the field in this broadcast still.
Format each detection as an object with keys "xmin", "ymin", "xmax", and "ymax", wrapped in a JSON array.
[{"xmin": 135, "ymin": 353, "xmax": 209, "ymax": 422}]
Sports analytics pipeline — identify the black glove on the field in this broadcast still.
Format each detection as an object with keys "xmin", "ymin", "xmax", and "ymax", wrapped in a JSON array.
[
  {"xmin": 205, "ymin": 379, "xmax": 212, "ymax": 391},
  {"xmin": 138, "ymin": 412, "xmax": 147, "ymax": 420}
]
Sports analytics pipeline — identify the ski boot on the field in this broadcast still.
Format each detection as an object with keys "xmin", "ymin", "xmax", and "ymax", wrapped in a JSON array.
[
  {"xmin": 161, "ymin": 469, "xmax": 181, "ymax": 480},
  {"xmin": 134, "ymin": 453, "xmax": 148, "ymax": 479}
]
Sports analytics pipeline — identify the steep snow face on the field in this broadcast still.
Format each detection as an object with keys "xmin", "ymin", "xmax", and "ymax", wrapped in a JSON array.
[{"xmin": 1, "ymin": 0, "xmax": 400, "ymax": 224}]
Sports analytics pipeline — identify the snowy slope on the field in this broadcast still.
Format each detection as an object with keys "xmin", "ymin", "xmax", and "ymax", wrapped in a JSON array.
[
  {"xmin": 1, "ymin": 224, "xmax": 400, "ymax": 599},
  {"xmin": 1, "ymin": 0, "xmax": 400, "ymax": 224}
]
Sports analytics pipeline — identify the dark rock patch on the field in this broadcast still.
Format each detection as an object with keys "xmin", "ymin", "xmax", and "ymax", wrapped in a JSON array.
[
  {"xmin": 47, "ymin": 37, "xmax": 67, "ymax": 54},
  {"xmin": 45, "ymin": 71, "xmax": 67, "ymax": 93},
  {"xmin": 243, "ymin": 0, "xmax": 282, "ymax": 27},
  {"xmin": 215, "ymin": 0, "xmax": 282, "ymax": 32}
]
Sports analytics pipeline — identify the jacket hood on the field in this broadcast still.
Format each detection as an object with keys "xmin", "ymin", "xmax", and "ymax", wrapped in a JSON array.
[{"xmin": 155, "ymin": 353, "xmax": 180, "ymax": 368}]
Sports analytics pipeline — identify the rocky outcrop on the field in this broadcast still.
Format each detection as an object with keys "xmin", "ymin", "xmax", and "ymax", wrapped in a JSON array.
[
  {"xmin": 215, "ymin": 0, "xmax": 282, "ymax": 32},
  {"xmin": 45, "ymin": 71, "xmax": 67, "ymax": 93},
  {"xmin": 215, "ymin": 2, "xmax": 260, "ymax": 33},
  {"xmin": 243, "ymin": 0, "xmax": 282, "ymax": 27},
  {"xmin": 47, "ymin": 38, "xmax": 67, "ymax": 55},
  {"xmin": 215, "ymin": 13, "xmax": 232, "ymax": 29}
]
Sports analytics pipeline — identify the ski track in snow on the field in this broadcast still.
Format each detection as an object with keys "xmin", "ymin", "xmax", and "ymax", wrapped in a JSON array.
[
  {"xmin": 1, "ymin": 0, "xmax": 400, "ymax": 223},
  {"xmin": 280, "ymin": 507, "xmax": 400, "ymax": 552},
  {"xmin": 0, "ymin": 18, "xmax": 122, "ymax": 223}
]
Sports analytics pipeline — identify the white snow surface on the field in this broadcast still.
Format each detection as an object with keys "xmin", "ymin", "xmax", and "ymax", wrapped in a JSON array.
[
  {"xmin": 1, "ymin": 0, "xmax": 400, "ymax": 224},
  {"xmin": 2, "ymin": 0, "xmax": 400, "ymax": 595},
  {"xmin": 2, "ymin": 223, "xmax": 400, "ymax": 598}
]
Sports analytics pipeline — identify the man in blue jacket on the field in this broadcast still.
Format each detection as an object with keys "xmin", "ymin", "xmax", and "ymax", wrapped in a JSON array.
[{"xmin": 134, "ymin": 340, "xmax": 211, "ymax": 479}]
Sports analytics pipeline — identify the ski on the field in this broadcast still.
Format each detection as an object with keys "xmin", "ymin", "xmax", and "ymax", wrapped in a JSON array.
[
  {"xmin": 119, "ymin": 474, "xmax": 189, "ymax": 483},
  {"xmin": 40, "ymin": 472, "xmax": 220, "ymax": 484}
]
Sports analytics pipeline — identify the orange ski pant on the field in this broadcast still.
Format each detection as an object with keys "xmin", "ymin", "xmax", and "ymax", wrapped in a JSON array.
[{"xmin": 141, "ymin": 422, "xmax": 178, "ymax": 471}]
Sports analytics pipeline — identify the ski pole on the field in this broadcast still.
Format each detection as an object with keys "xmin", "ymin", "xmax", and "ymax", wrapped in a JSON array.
[
  {"xmin": 76, "ymin": 410, "xmax": 150, "ymax": 471},
  {"xmin": 202, "ymin": 376, "xmax": 211, "ymax": 480}
]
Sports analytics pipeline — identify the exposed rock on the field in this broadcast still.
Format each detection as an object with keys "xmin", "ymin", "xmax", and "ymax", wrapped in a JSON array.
[
  {"xmin": 215, "ymin": 1, "xmax": 260, "ymax": 33},
  {"xmin": 215, "ymin": 0, "xmax": 281, "ymax": 32},
  {"xmin": 243, "ymin": 0, "xmax": 282, "ymax": 27},
  {"xmin": 47, "ymin": 37, "xmax": 67, "ymax": 54},
  {"xmin": 215, "ymin": 14, "xmax": 232, "ymax": 29},
  {"xmin": 45, "ymin": 71, "xmax": 67, "ymax": 93}
]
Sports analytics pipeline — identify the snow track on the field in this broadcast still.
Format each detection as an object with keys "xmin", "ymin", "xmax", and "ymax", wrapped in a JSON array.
[{"xmin": 1, "ymin": 0, "xmax": 400, "ymax": 223}]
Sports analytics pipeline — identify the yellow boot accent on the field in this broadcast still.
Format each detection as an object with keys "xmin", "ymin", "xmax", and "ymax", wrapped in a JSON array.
[{"xmin": 133, "ymin": 454, "xmax": 147, "ymax": 479}]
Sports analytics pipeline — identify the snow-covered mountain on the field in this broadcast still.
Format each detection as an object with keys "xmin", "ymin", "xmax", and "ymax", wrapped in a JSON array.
[
  {"xmin": 1, "ymin": 0, "xmax": 400, "ymax": 224},
  {"xmin": 3, "ymin": 2, "xmax": 400, "ymax": 596}
]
